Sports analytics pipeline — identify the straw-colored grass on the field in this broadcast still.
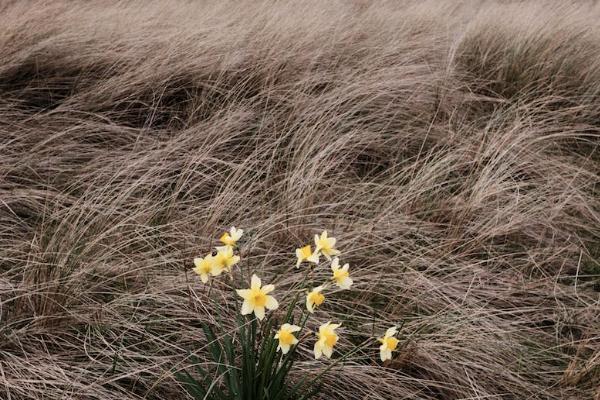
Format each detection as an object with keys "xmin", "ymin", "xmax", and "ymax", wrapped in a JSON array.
[{"xmin": 0, "ymin": 1, "xmax": 598, "ymax": 399}]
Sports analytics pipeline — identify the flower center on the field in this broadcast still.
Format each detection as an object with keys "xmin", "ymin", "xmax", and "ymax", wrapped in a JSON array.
[
  {"xmin": 333, "ymin": 269, "xmax": 348, "ymax": 282},
  {"xmin": 385, "ymin": 337, "xmax": 399, "ymax": 351},
  {"xmin": 251, "ymin": 289, "xmax": 267, "ymax": 307},
  {"xmin": 215, "ymin": 255, "xmax": 227, "ymax": 267},
  {"xmin": 300, "ymin": 246, "xmax": 312, "ymax": 259},
  {"xmin": 309, "ymin": 292, "xmax": 325, "ymax": 306},
  {"xmin": 278, "ymin": 330, "xmax": 295, "ymax": 345},
  {"xmin": 323, "ymin": 331, "xmax": 338, "ymax": 348},
  {"xmin": 200, "ymin": 263, "xmax": 211, "ymax": 274}
]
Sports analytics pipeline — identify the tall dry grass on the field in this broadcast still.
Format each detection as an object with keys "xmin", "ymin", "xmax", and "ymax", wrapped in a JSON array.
[{"xmin": 0, "ymin": 1, "xmax": 598, "ymax": 399}]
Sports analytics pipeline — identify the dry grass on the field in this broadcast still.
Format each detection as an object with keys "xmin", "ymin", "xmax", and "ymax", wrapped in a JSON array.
[{"xmin": 1, "ymin": 1, "xmax": 599, "ymax": 399}]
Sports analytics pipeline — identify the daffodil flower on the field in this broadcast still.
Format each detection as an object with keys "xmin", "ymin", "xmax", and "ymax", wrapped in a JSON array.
[
  {"xmin": 193, "ymin": 254, "xmax": 219, "ymax": 283},
  {"xmin": 330, "ymin": 257, "xmax": 353, "ymax": 289},
  {"xmin": 220, "ymin": 226, "xmax": 243, "ymax": 246},
  {"xmin": 378, "ymin": 326, "xmax": 399, "ymax": 362},
  {"xmin": 314, "ymin": 230, "xmax": 340, "ymax": 260},
  {"xmin": 295, "ymin": 244, "xmax": 319, "ymax": 268},
  {"xmin": 306, "ymin": 285, "xmax": 326, "ymax": 313},
  {"xmin": 274, "ymin": 323, "xmax": 300, "ymax": 354},
  {"xmin": 314, "ymin": 321, "xmax": 340, "ymax": 359},
  {"xmin": 236, "ymin": 274, "xmax": 278, "ymax": 320},
  {"xmin": 214, "ymin": 245, "xmax": 240, "ymax": 272}
]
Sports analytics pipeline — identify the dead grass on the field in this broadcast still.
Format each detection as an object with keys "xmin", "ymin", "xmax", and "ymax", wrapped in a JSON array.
[{"xmin": 0, "ymin": 1, "xmax": 598, "ymax": 399}]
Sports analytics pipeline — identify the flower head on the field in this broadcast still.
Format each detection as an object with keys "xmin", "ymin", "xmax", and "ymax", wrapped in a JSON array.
[
  {"xmin": 193, "ymin": 254, "xmax": 219, "ymax": 283},
  {"xmin": 378, "ymin": 326, "xmax": 399, "ymax": 362},
  {"xmin": 314, "ymin": 321, "xmax": 340, "ymax": 359},
  {"xmin": 274, "ymin": 323, "xmax": 300, "ymax": 354},
  {"xmin": 330, "ymin": 257, "xmax": 353, "ymax": 289},
  {"xmin": 220, "ymin": 226, "xmax": 243, "ymax": 247},
  {"xmin": 214, "ymin": 245, "xmax": 240, "ymax": 272},
  {"xmin": 306, "ymin": 285, "xmax": 326, "ymax": 313},
  {"xmin": 314, "ymin": 230, "xmax": 340, "ymax": 260},
  {"xmin": 236, "ymin": 274, "xmax": 278, "ymax": 320},
  {"xmin": 295, "ymin": 244, "xmax": 319, "ymax": 268}
]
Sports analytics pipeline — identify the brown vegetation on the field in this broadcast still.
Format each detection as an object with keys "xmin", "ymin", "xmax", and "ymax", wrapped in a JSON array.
[{"xmin": 0, "ymin": 1, "xmax": 598, "ymax": 399}]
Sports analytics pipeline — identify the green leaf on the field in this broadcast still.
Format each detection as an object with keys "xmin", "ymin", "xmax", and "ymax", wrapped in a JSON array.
[{"xmin": 223, "ymin": 334, "xmax": 241, "ymax": 399}]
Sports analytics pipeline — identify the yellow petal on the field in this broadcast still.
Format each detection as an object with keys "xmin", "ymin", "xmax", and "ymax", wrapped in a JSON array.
[
  {"xmin": 314, "ymin": 342, "xmax": 323, "ymax": 359},
  {"xmin": 330, "ymin": 257, "xmax": 340, "ymax": 271},
  {"xmin": 241, "ymin": 301, "xmax": 253, "ymax": 315},
  {"xmin": 251, "ymin": 274, "xmax": 261, "ymax": 290},
  {"xmin": 262, "ymin": 284, "xmax": 275, "ymax": 294},
  {"xmin": 307, "ymin": 250, "xmax": 320, "ymax": 264},
  {"xmin": 254, "ymin": 306, "xmax": 265, "ymax": 320},
  {"xmin": 306, "ymin": 296, "xmax": 314, "ymax": 313},
  {"xmin": 265, "ymin": 296, "xmax": 278, "ymax": 310}
]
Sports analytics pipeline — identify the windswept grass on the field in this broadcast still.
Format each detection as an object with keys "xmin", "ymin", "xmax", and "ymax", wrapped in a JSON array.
[{"xmin": 0, "ymin": 1, "xmax": 598, "ymax": 399}]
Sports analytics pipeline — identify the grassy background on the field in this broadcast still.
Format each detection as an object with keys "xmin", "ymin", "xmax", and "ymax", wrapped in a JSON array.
[{"xmin": 0, "ymin": 1, "xmax": 598, "ymax": 399}]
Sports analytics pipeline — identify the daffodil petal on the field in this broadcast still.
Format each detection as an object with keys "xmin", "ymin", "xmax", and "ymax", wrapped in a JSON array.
[
  {"xmin": 241, "ymin": 301, "xmax": 253, "ymax": 315},
  {"xmin": 262, "ymin": 284, "xmax": 275, "ymax": 294},
  {"xmin": 385, "ymin": 327, "xmax": 398, "ymax": 337},
  {"xmin": 330, "ymin": 257, "xmax": 339, "ymax": 270},
  {"xmin": 314, "ymin": 342, "xmax": 322, "ymax": 359},
  {"xmin": 306, "ymin": 297, "xmax": 314, "ymax": 313},
  {"xmin": 254, "ymin": 306, "xmax": 265, "ymax": 320},
  {"xmin": 250, "ymin": 274, "xmax": 261, "ymax": 289},
  {"xmin": 341, "ymin": 277, "xmax": 353, "ymax": 289},
  {"xmin": 265, "ymin": 296, "xmax": 278, "ymax": 310}
]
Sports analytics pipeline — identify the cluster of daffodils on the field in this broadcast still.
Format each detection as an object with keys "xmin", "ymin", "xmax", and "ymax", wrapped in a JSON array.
[
  {"xmin": 297, "ymin": 232, "xmax": 352, "ymax": 316},
  {"xmin": 192, "ymin": 226, "xmax": 242, "ymax": 283},
  {"xmin": 193, "ymin": 227, "xmax": 401, "ymax": 363}
]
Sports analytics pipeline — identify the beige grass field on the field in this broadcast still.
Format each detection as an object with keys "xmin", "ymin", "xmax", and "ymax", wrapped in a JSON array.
[{"xmin": 0, "ymin": 1, "xmax": 599, "ymax": 399}]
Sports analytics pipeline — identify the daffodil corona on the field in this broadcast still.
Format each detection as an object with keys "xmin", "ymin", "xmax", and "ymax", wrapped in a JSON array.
[
  {"xmin": 193, "ymin": 254, "xmax": 219, "ymax": 283},
  {"xmin": 314, "ymin": 321, "xmax": 340, "ymax": 359},
  {"xmin": 236, "ymin": 274, "xmax": 278, "ymax": 320},
  {"xmin": 314, "ymin": 230, "xmax": 340, "ymax": 260},
  {"xmin": 295, "ymin": 244, "xmax": 319, "ymax": 268},
  {"xmin": 330, "ymin": 257, "xmax": 353, "ymax": 289},
  {"xmin": 378, "ymin": 326, "xmax": 399, "ymax": 362},
  {"xmin": 274, "ymin": 323, "xmax": 300, "ymax": 354},
  {"xmin": 306, "ymin": 285, "xmax": 326, "ymax": 313},
  {"xmin": 214, "ymin": 245, "xmax": 240, "ymax": 272},
  {"xmin": 220, "ymin": 226, "xmax": 243, "ymax": 246}
]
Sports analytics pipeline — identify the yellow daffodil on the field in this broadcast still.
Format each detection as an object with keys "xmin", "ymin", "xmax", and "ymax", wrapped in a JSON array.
[
  {"xmin": 378, "ymin": 326, "xmax": 399, "ymax": 362},
  {"xmin": 214, "ymin": 245, "xmax": 240, "ymax": 272},
  {"xmin": 314, "ymin": 230, "xmax": 340, "ymax": 260},
  {"xmin": 330, "ymin": 257, "xmax": 353, "ymax": 289},
  {"xmin": 193, "ymin": 254, "xmax": 220, "ymax": 283},
  {"xmin": 236, "ymin": 274, "xmax": 278, "ymax": 320},
  {"xmin": 314, "ymin": 321, "xmax": 340, "ymax": 359},
  {"xmin": 220, "ymin": 226, "xmax": 243, "ymax": 246},
  {"xmin": 306, "ymin": 285, "xmax": 326, "ymax": 313},
  {"xmin": 274, "ymin": 323, "xmax": 300, "ymax": 354},
  {"xmin": 295, "ymin": 244, "xmax": 319, "ymax": 268}
]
